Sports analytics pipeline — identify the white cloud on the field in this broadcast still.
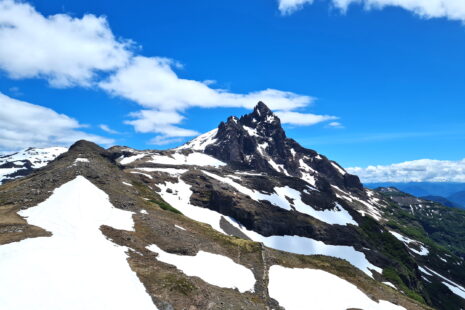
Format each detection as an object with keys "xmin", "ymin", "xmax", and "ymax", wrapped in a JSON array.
[
  {"xmin": 328, "ymin": 121, "xmax": 344, "ymax": 128},
  {"xmin": 99, "ymin": 56, "xmax": 312, "ymax": 112},
  {"xmin": 125, "ymin": 110, "xmax": 199, "ymax": 137},
  {"xmin": 0, "ymin": 93, "xmax": 113, "ymax": 151},
  {"xmin": 0, "ymin": 1, "xmax": 337, "ymax": 146},
  {"xmin": 278, "ymin": 0, "xmax": 465, "ymax": 23},
  {"xmin": 0, "ymin": 0, "xmax": 131, "ymax": 87},
  {"xmin": 275, "ymin": 111, "xmax": 337, "ymax": 125},
  {"xmin": 99, "ymin": 124, "xmax": 119, "ymax": 134},
  {"xmin": 100, "ymin": 56, "xmax": 334, "ymax": 144},
  {"xmin": 347, "ymin": 158, "xmax": 465, "ymax": 183},
  {"xmin": 278, "ymin": 0, "xmax": 314, "ymax": 15}
]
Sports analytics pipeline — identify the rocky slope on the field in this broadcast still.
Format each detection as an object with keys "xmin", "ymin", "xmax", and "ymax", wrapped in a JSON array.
[
  {"xmin": 0, "ymin": 147, "xmax": 67, "ymax": 184},
  {"xmin": 0, "ymin": 103, "xmax": 463, "ymax": 309}
]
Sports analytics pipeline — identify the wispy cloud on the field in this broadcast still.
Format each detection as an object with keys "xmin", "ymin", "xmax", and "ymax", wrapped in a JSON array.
[
  {"xmin": 0, "ymin": 0, "xmax": 337, "ymax": 146},
  {"xmin": 99, "ymin": 124, "xmax": 120, "ymax": 134},
  {"xmin": 277, "ymin": 0, "xmax": 465, "ymax": 23},
  {"xmin": 0, "ymin": 92, "xmax": 113, "ymax": 151},
  {"xmin": 347, "ymin": 158, "xmax": 465, "ymax": 182},
  {"xmin": 275, "ymin": 111, "xmax": 337, "ymax": 126}
]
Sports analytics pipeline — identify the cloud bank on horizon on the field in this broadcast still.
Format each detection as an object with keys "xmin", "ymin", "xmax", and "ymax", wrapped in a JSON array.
[
  {"xmin": 347, "ymin": 158, "xmax": 465, "ymax": 183},
  {"xmin": 0, "ymin": 0, "xmax": 337, "ymax": 150},
  {"xmin": 278, "ymin": 0, "xmax": 465, "ymax": 23}
]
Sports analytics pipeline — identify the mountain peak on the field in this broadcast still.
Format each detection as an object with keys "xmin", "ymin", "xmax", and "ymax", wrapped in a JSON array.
[
  {"xmin": 253, "ymin": 101, "xmax": 273, "ymax": 118},
  {"xmin": 179, "ymin": 102, "xmax": 362, "ymax": 190}
]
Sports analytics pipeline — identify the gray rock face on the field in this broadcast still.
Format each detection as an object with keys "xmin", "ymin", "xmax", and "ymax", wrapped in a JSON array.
[{"xmin": 204, "ymin": 101, "xmax": 362, "ymax": 191}]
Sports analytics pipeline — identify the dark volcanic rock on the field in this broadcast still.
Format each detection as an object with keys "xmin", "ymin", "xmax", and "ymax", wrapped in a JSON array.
[{"xmin": 203, "ymin": 101, "xmax": 362, "ymax": 191}]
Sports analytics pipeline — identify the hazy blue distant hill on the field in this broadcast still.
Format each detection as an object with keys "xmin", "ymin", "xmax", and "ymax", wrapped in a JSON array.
[
  {"xmin": 365, "ymin": 182, "xmax": 465, "ymax": 198},
  {"xmin": 420, "ymin": 195, "xmax": 463, "ymax": 209},
  {"xmin": 448, "ymin": 191, "xmax": 465, "ymax": 209}
]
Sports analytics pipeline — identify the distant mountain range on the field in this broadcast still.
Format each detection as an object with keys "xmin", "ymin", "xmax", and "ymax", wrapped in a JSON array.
[{"xmin": 366, "ymin": 182, "xmax": 465, "ymax": 209}]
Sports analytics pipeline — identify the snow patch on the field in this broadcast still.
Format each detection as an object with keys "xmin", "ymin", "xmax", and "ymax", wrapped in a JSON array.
[
  {"xmin": 268, "ymin": 265, "xmax": 405, "ymax": 310},
  {"xmin": 147, "ymin": 244, "xmax": 255, "ymax": 293},
  {"xmin": 389, "ymin": 231, "xmax": 429, "ymax": 256},
  {"xmin": 204, "ymin": 171, "xmax": 356, "ymax": 226},
  {"xmin": 0, "ymin": 176, "xmax": 157, "ymax": 310},
  {"xmin": 157, "ymin": 178, "xmax": 226, "ymax": 234},
  {"xmin": 150, "ymin": 152, "xmax": 225, "ymax": 167},
  {"xmin": 176, "ymin": 128, "xmax": 218, "ymax": 151},
  {"xmin": 224, "ymin": 216, "xmax": 380, "ymax": 276},
  {"xmin": 120, "ymin": 153, "xmax": 147, "ymax": 165}
]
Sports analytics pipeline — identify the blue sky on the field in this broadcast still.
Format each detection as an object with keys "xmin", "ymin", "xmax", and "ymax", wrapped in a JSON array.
[{"xmin": 0, "ymin": 0, "xmax": 464, "ymax": 168}]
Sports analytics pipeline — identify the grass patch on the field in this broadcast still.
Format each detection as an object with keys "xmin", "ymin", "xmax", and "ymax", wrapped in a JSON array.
[
  {"xmin": 149, "ymin": 199, "xmax": 182, "ymax": 215},
  {"xmin": 161, "ymin": 274, "xmax": 197, "ymax": 296}
]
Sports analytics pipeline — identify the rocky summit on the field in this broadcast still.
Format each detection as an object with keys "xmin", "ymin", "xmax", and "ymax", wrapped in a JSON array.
[{"xmin": 0, "ymin": 102, "xmax": 464, "ymax": 310}]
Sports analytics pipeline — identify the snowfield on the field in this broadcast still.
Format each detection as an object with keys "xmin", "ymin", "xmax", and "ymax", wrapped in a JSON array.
[
  {"xmin": 203, "ymin": 171, "xmax": 357, "ymax": 226},
  {"xmin": 0, "ymin": 176, "xmax": 157, "ymax": 310},
  {"xmin": 147, "ymin": 244, "xmax": 255, "ymax": 293},
  {"xmin": 156, "ymin": 177, "xmax": 381, "ymax": 276},
  {"xmin": 268, "ymin": 265, "xmax": 406, "ymax": 310}
]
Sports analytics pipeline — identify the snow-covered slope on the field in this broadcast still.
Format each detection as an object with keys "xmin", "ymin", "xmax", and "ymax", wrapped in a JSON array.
[
  {"xmin": 0, "ymin": 176, "xmax": 156, "ymax": 310},
  {"xmin": 0, "ymin": 147, "xmax": 67, "ymax": 184},
  {"xmin": 268, "ymin": 265, "xmax": 406, "ymax": 310}
]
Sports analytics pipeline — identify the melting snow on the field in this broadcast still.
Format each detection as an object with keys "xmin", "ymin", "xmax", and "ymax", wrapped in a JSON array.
[
  {"xmin": 157, "ymin": 179, "xmax": 226, "ymax": 234},
  {"xmin": 175, "ymin": 225, "xmax": 186, "ymax": 231},
  {"xmin": 331, "ymin": 161, "xmax": 346, "ymax": 175},
  {"xmin": 136, "ymin": 167, "xmax": 188, "ymax": 176},
  {"xmin": 389, "ymin": 231, "xmax": 429, "ymax": 256},
  {"xmin": 147, "ymin": 244, "xmax": 255, "ymax": 293},
  {"xmin": 150, "ymin": 152, "xmax": 225, "ymax": 167},
  {"xmin": 203, "ymin": 171, "xmax": 356, "ymax": 226},
  {"xmin": 0, "ymin": 176, "xmax": 157, "ymax": 310},
  {"xmin": 0, "ymin": 147, "xmax": 67, "ymax": 168},
  {"xmin": 225, "ymin": 217, "xmax": 380, "ymax": 277},
  {"xmin": 74, "ymin": 158, "xmax": 89, "ymax": 163},
  {"xmin": 156, "ymin": 175, "xmax": 380, "ymax": 276},
  {"xmin": 420, "ymin": 266, "xmax": 465, "ymax": 299},
  {"xmin": 120, "ymin": 153, "xmax": 147, "ymax": 165},
  {"xmin": 130, "ymin": 171, "xmax": 153, "ymax": 179},
  {"xmin": 176, "ymin": 128, "xmax": 218, "ymax": 151},
  {"xmin": 122, "ymin": 181, "xmax": 133, "ymax": 187},
  {"xmin": 268, "ymin": 265, "xmax": 405, "ymax": 310},
  {"xmin": 243, "ymin": 125, "xmax": 259, "ymax": 137},
  {"xmin": 383, "ymin": 282, "xmax": 397, "ymax": 289}
]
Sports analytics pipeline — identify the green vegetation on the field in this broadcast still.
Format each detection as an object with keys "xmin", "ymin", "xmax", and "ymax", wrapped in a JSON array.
[
  {"xmin": 161, "ymin": 274, "xmax": 197, "ymax": 296},
  {"xmin": 131, "ymin": 180, "xmax": 183, "ymax": 215},
  {"xmin": 383, "ymin": 268, "xmax": 425, "ymax": 303},
  {"xmin": 149, "ymin": 198, "xmax": 182, "ymax": 215}
]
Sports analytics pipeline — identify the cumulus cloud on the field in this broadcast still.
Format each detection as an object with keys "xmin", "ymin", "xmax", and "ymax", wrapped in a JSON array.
[
  {"xmin": 347, "ymin": 158, "xmax": 465, "ymax": 183},
  {"xmin": 100, "ymin": 56, "xmax": 335, "ymax": 143},
  {"xmin": 275, "ymin": 111, "xmax": 337, "ymax": 125},
  {"xmin": 99, "ymin": 56, "xmax": 312, "ymax": 111},
  {"xmin": 0, "ymin": 93, "xmax": 113, "ymax": 151},
  {"xmin": 277, "ymin": 0, "xmax": 465, "ymax": 23},
  {"xmin": 0, "ymin": 0, "xmax": 131, "ymax": 87},
  {"xmin": 0, "ymin": 0, "xmax": 337, "ymax": 146}
]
